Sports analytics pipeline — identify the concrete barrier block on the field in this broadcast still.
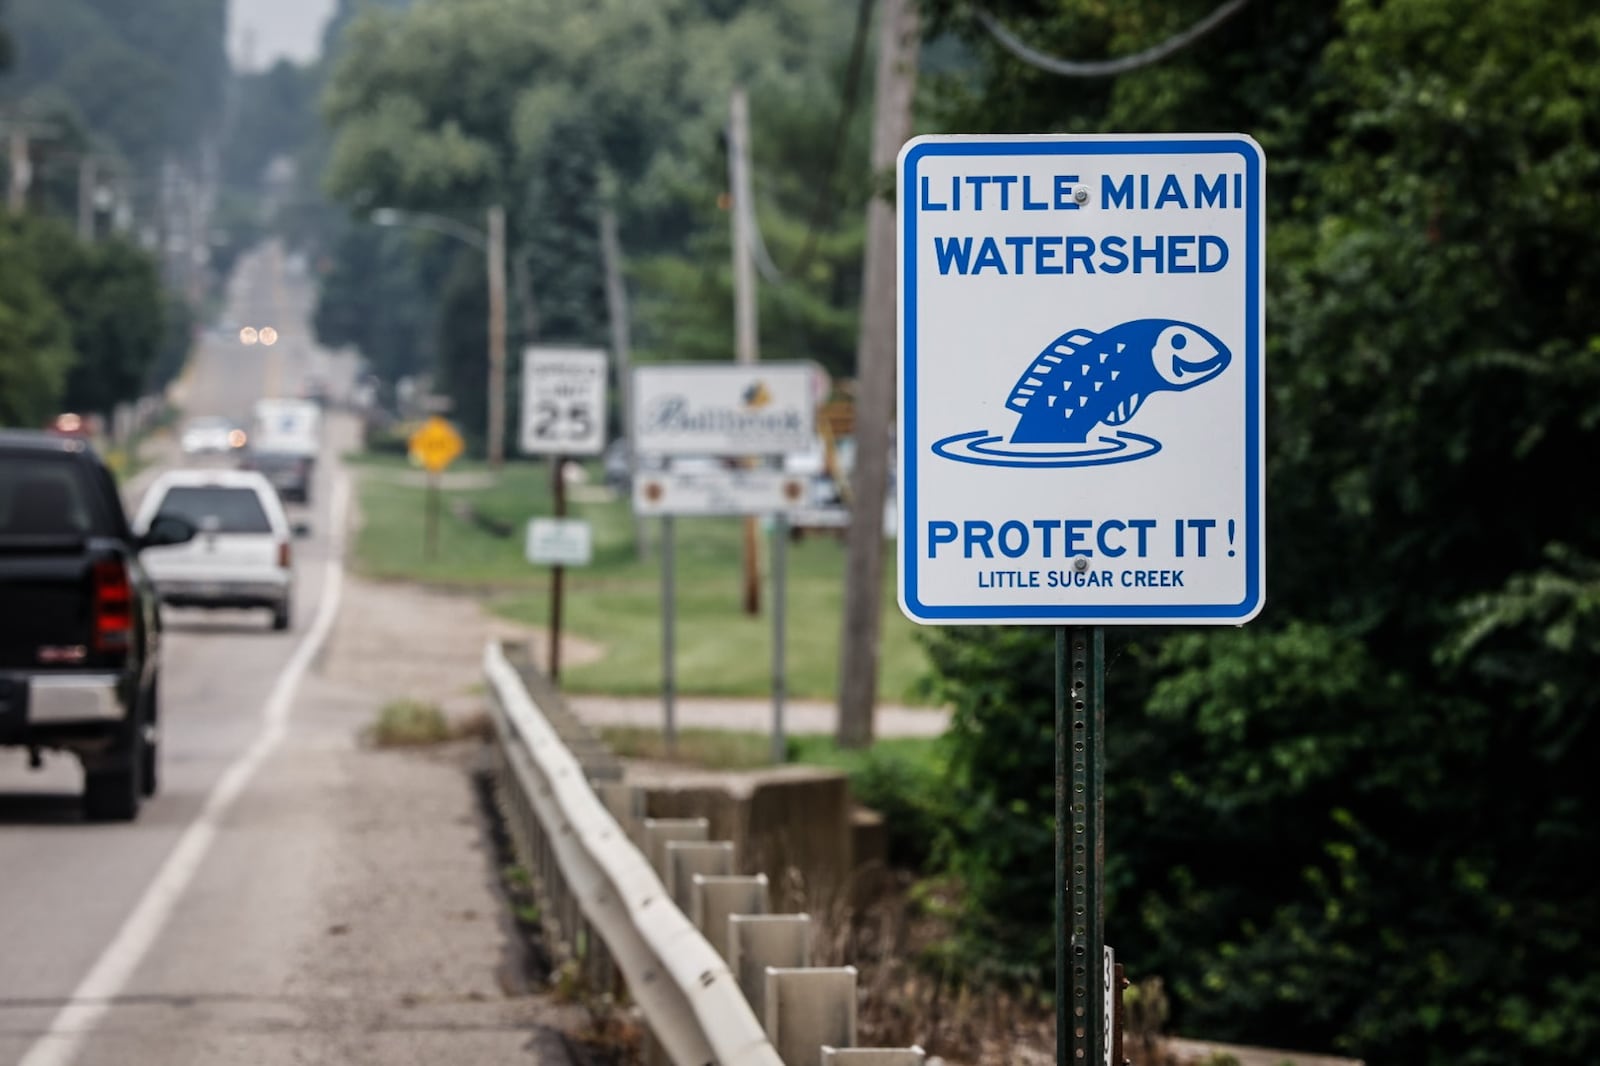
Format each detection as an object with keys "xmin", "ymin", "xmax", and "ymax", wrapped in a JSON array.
[
  {"xmin": 729, "ymin": 913, "xmax": 812, "ymax": 1024},
  {"xmin": 642, "ymin": 817, "xmax": 709, "ymax": 878},
  {"xmin": 666, "ymin": 840, "xmax": 736, "ymax": 911},
  {"xmin": 637, "ymin": 767, "xmax": 854, "ymax": 911},
  {"xmin": 691, "ymin": 874, "xmax": 770, "ymax": 960},
  {"xmin": 763, "ymin": 966, "xmax": 858, "ymax": 1066},
  {"xmin": 820, "ymin": 1048, "xmax": 926, "ymax": 1064}
]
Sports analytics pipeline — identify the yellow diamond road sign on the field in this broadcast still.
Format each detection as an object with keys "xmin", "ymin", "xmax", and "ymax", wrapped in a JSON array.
[{"xmin": 409, "ymin": 416, "xmax": 464, "ymax": 473}]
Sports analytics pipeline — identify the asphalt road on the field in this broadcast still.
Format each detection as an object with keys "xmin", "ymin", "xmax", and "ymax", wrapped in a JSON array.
[
  {"xmin": 0, "ymin": 240, "xmax": 347, "ymax": 1046},
  {"xmin": 0, "ymin": 247, "xmax": 565, "ymax": 1065}
]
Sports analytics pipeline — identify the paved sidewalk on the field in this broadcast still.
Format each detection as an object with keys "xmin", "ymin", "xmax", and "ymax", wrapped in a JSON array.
[{"xmin": 566, "ymin": 694, "xmax": 950, "ymax": 738}]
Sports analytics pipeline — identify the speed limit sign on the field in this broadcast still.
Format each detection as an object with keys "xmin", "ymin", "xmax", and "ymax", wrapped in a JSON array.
[{"xmin": 521, "ymin": 346, "xmax": 608, "ymax": 456}]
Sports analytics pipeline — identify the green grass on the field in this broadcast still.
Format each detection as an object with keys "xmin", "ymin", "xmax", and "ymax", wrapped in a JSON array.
[
  {"xmin": 349, "ymin": 453, "xmax": 934, "ymax": 702},
  {"xmin": 367, "ymin": 698, "xmax": 453, "ymax": 746}
]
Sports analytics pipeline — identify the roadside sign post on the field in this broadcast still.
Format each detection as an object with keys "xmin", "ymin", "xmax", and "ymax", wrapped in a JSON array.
[
  {"xmin": 770, "ymin": 514, "xmax": 788, "ymax": 764},
  {"xmin": 661, "ymin": 515, "xmax": 676, "ymax": 753},
  {"xmin": 897, "ymin": 133, "xmax": 1266, "ymax": 1065},
  {"xmin": 408, "ymin": 416, "xmax": 465, "ymax": 562},
  {"xmin": 632, "ymin": 365, "xmax": 818, "ymax": 761},
  {"xmin": 521, "ymin": 347, "xmax": 608, "ymax": 680}
]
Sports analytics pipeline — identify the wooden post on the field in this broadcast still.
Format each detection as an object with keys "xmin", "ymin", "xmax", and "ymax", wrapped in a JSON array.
[
  {"xmin": 549, "ymin": 456, "xmax": 566, "ymax": 679},
  {"xmin": 486, "ymin": 205, "xmax": 508, "ymax": 469},
  {"xmin": 600, "ymin": 207, "xmax": 649, "ymax": 560},
  {"xmin": 729, "ymin": 86, "xmax": 762, "ymax": 617}
]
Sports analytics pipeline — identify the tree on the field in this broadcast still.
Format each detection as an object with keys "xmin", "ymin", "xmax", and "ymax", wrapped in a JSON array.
[
  {"xmin": 0, "ymin": 224, "xmax": 73, "ymax": 427},
  {"xmin": 2, "ymin": 216, "xmax": 167, "ymax": 420},
  {"xmin": 917, "ymin": 0, "xmax": 1600, "ymax": 1062}
]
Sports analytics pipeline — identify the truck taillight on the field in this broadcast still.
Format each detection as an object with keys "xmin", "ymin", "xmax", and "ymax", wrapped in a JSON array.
[
  {"xmin": 92, "ymin": 559, "xmax": 133, "ymax": 654},
  {"xmin": 278, "ymin": 541, "xmax": 291, "ymax": 569}
]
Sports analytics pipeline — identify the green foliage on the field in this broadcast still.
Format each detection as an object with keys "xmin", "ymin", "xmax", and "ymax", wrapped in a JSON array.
[
  {"xmin": 316, "ymin": 0, "xmax": 873, "ymax": 437},
  {"xmin": 4, "ymin": 218, "xmax": 167, "ymax": 418},
  {"xmin": 919, "ymin": 1, "xmax": 1600, "ymax": 1063},
  {"xmin": 5, "ymin": 0, "xmax": 228, "ymax": 165},
  {"xmin": 0, "ymin": 215, "xmax": 168, "ymax": 424},
  {"xmin": 0, "ymin": 224, "xmax": 73, "ymax": 426}
]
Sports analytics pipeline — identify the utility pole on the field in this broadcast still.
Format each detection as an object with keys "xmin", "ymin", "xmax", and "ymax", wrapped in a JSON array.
[
  {"xmin": 77, "ymin": 155, "xmax": 96, "ymax": 241},
  {"xmin": 836, "ymin": 0, "xmax": 921, "ymax": 749},
  {"xmin": 601, "ymin": 206, "xmax": 649, "ymax": 561},
  {"xmin": 8, "ymin": 127, "xmax": 33, "ymax": 214},
  {"xmin": 486, "ymin": 204, "xmax": 508, "ymax": 469},
  {"xmin": 729, "ymin": 85, "xmax": 762, "ymax": 616}
]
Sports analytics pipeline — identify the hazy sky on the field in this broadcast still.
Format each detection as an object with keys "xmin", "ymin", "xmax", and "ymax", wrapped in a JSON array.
[{"xmin": 228, "ymin": 0, "xmax": 338, "ymax": 70}]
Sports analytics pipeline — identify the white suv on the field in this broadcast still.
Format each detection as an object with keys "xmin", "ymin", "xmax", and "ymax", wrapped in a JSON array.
[{"xmin": 133, "ymin": 470, "xmax": 294, "ymax": 630}]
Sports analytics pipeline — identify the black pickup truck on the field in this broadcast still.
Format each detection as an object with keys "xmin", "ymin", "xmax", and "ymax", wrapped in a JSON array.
[{"xmin": 0, "ymin": 432, "xmax": 194, "ymax": 821}]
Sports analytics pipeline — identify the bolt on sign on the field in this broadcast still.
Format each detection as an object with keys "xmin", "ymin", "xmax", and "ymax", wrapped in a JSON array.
[
  {"xmin": 897, "ymin": 134, "xmax": 1267, "ymax": 626},
  {"xmin": 408, "ymin": 416, "xmax": 464, "ymax": 473}
]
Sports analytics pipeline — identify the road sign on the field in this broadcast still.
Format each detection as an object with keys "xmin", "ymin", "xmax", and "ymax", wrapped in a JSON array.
[
  {"xmin": 633, "ymin": 363, "xmax": 818, "ymax": 456},
  {"xmin": 522, "ymin": 346, "xmax": 608, "ymax": 456},
  {"xmin": 525, "ymin": 518, "xmax": 593, "ymax": 567},
  {"xmin": 897, "ymin": 134, "xmax": 1266, "ymax": 625},
  {"xmin": 408, "ymin": 415, "xmax": 464, "ymax": 473},
  {"xmin": 632, "ymin": 468, "xmax": 810, "ymax": 516}
]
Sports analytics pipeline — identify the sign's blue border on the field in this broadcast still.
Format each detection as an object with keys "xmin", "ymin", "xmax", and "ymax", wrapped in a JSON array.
[{"xmin": 898, "ymin": 136, "xmax": 1265, "ymax": 624}]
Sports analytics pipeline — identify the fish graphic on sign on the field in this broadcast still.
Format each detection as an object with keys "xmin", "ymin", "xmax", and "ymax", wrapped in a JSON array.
[{"xmin": 932, "ymin": 318, "xmax": 1230, "ymax": 468}]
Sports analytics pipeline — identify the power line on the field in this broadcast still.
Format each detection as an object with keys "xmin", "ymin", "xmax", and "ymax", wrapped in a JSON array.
[{"xmin": 974, "ymin": 0, "xmax": 1251, "ymax": 78}]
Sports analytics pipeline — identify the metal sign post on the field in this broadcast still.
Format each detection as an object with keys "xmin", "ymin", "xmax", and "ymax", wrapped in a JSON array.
[
  {"xmin": 896, "ymin": 133, "xmax": 1267, "ymax": 1064},
  {"xmin": 1057, "ymin": 626, "xmax": 1106, "ymax": 1066},
  {"xmin": 425, "ymin": 472, "xmax": 440, "ymax": 562},
  {"xmin": 550, "ymin": 455, "xmax": 567, "ymax": 679},
  {"xmin": 661, "ymin": 515, "xmax": 677, "ymax": 754},
  {"xmin": 521, "ymin": 347, "xmax": 608, "ymax": 682},
  {"xmin": 408, "ymin": 416, "xmax": 464, "ymax": 563},
  {"xmin": 771, "ymin": 514, "xmax": 788, "ymax": 764},
  {"xmin": 632, "ymin": 363, "xmax": 820, "ymax": 761}
]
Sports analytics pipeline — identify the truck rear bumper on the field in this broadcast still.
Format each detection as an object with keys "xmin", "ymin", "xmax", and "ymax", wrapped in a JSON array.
[
  {"xmin": 155, "ymin": 578, "xmax": 288, "ymax": 609},
  {"xmin": 29, "ymin": 673, "xmax": 124, "ymax": 722},
  {"xmin": 0, "ymin": 673, "xmax": 127, "ymax": 740}
]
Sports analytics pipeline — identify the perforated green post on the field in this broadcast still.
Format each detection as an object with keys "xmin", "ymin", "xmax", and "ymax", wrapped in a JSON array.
[{"xmin": 1059, "ymin": 627, "xmax": 1105, "ymax": 1065}]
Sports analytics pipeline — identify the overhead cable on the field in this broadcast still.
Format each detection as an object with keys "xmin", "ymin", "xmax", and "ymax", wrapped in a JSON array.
[{"xmin": 974, "ymin": 0, "xmax": 1251, "ymax": 78}]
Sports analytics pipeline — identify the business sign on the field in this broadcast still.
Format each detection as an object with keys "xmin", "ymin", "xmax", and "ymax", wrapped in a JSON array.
[
  {"xmin": 525, "ymin": 517, "xmax": 593, "ymax": 567},
  {"xmin": 898, "ymin": 134, "xmax": 1265, "ymax": 625},
  {"xmin": 521, "ymin": 346, "xmax": 608, "ymax": 456},
  {"xmin": 633, "ymin": 363, "xmax": 818, "ymax": 457},
  {"xmin": 632, "ymin": 468, "xmax": 809, "ymax": 516}
]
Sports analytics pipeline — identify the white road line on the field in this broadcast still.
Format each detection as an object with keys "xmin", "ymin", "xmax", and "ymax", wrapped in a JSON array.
[{"xmin": 18, "ymin": 470, "xmax": 350, "ymax": 1066}]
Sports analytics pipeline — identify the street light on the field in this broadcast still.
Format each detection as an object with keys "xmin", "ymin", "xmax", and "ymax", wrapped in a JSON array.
[{"xmin": 370, "ymin": 205, "xmax": 508, "ymax": 468}]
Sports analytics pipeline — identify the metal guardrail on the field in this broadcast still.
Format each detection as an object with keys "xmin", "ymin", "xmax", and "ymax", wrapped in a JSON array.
[{"xmin": 483, "ymin": 640, "xmax": 927, "ymax": 1066}]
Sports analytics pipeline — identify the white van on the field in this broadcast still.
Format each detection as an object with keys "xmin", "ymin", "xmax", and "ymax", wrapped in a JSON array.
[{"xmin": 133, "ymin": 470, "xmax": 294, "ymax": 630}]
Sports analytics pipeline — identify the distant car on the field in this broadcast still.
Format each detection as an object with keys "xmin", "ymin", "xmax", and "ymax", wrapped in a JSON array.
[
  {"xmin": 179, "ymin": 415, "xmax": 241, "ymax": 456},
  {"xmin": 132, "ymin": 470, "xmax": 294, "ymax": 630},
  {"xmin": 603, "ymin": 440, "xmax": 632, "ymax": 491},
  {"xmin": 240, "ymin": 450, "xmax": 313, "ymax": 504},
  {"xmin": 0, "ymin": 431, "xmax": 196, "ymax": 821}
]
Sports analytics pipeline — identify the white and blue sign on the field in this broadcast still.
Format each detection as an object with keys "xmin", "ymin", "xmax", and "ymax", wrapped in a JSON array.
[{"xmin": 897, "ymin": 134, "xmax": 1265, "ymax": 625}]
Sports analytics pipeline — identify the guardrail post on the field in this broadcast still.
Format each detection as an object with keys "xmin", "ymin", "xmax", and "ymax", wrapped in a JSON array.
[
  {"xmin": 595, "ymin": 781, "xmax": 644, "ymax": 839},
  {"xmin": 763, "ymin": 966, "xmax": 858, "ymax": 1066},
  {"xmin": 820, "ymin": 1048, "xmax": 926, "ymax": 1064},
  {"xmin": 692, "ymin": 874, "xmax": 770, "ymax": 960},
  {"xmin": 666, "ymin": 841, "xmax": 736, "ymax": 911},
  {"xmin": 643, "ymin": 817, "xmax": 710, "ymax": 878},
  {"xmin": 729, "ymin": 913, "xmax": 812, "ymax": 1024}
]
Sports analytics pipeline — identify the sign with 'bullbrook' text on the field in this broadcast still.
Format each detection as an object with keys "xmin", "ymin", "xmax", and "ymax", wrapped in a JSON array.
[{"xmin": 897, "ymin": 134, "xmax": 1266, "ymax": 625}]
